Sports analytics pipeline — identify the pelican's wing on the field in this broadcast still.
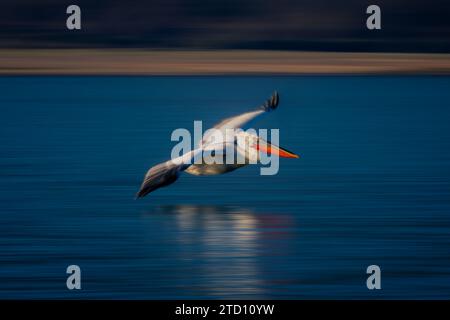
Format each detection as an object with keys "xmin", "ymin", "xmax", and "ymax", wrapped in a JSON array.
[
  {"xmin": 136, "ymin": 149, "xmax": 201, "ymax": 198},
  {"xmin": 200, "ymin": 91, "xmax": 279, "ymax": 147}
]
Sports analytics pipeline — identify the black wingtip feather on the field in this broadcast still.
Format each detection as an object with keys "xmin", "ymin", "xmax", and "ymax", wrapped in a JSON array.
[
  {"xmin": 135, "ymin": 162, "xmax": 181, "ymax": 199},
  {"xmin": 263, "ymin": 91, "xmax": 279, "ymax": 111}
]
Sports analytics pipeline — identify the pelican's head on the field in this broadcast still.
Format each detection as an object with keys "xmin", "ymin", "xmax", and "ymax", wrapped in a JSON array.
[{"xmin": 235, "ymin": 131, "xmax": 299, "ymax": 163}]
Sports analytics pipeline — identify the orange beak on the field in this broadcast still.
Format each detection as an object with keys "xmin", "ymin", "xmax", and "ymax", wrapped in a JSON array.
[{"xmin": 256, "ymin": 142, "xmax": 300, "ymax": 158}]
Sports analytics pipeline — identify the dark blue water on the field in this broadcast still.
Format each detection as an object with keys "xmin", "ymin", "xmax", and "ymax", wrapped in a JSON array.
[{"xmin": 1, "ymin": 76, "xmax": 450, "ymax": 299}]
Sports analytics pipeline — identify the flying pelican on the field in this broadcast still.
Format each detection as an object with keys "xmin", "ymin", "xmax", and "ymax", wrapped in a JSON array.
[{"xmin": 136, "ymin": 92, "xmax": 299, "ymax": 198}]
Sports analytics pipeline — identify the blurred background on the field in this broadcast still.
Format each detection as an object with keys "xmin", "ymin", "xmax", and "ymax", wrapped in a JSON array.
[
  {"xmin": 0, "ymin": 0, "xmax": 449, "ymax": 52},
  {"xmin": 0, "ymin": 0, "xmax": 449, "ymax": 74}
]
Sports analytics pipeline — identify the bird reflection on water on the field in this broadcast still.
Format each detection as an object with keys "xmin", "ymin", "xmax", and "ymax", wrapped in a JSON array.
[{"xmin": 144, "ymin": 205, "xmax": 295, "ymax": 298}]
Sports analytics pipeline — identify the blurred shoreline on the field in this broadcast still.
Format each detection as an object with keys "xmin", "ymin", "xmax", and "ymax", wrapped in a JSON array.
[{"xmin": 1, "ymin": 49, "xmax": 449, "ymax": 75}]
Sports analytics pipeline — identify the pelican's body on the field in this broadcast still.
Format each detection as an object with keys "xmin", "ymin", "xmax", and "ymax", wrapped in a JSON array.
[
  {"xmin": 185, "ymin": 163, "xmax": 245, "ymax": 175},
  {"xmin": 136, "ymin": 92, "xmax": 298, "ymax": 198}
]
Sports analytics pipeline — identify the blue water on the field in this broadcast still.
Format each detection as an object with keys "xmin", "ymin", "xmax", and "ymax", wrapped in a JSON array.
[{"xmin": 1, "ymin": 76, "xmax": 450, "ymax": 299}]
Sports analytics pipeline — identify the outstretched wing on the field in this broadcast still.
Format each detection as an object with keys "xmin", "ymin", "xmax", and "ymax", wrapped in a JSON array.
[
  {"xmin": 200, "ymin": 91, "xmax": 279, "ymax": 147},
  {"xmin": 136, "ymin": 149, "xmax": 200, "ymax": 198}
]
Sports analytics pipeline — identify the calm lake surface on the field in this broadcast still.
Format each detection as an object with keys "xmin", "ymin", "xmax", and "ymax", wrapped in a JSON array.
[{"xmin": 1, "ymin": 76, "xmax": 450, "ymax": 299}]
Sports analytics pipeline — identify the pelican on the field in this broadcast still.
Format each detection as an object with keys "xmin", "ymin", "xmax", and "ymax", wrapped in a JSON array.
[{"xmin": 136, "ymin": 91, "xmax": 299, "ymax": 198}]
